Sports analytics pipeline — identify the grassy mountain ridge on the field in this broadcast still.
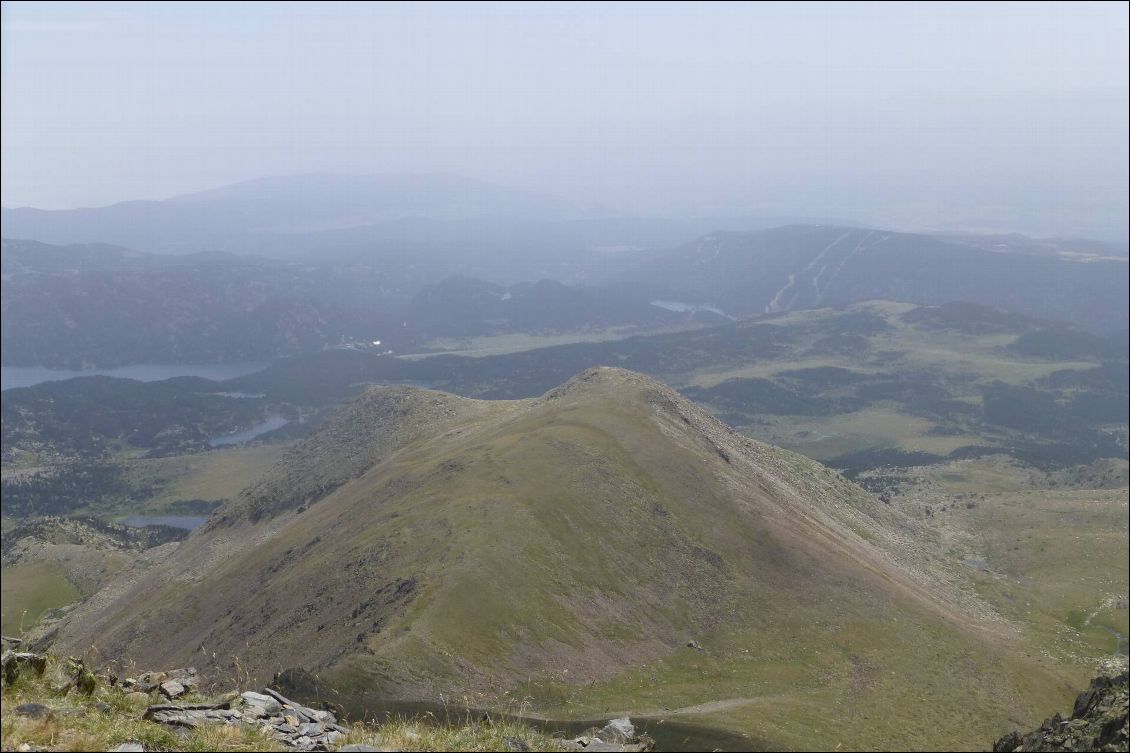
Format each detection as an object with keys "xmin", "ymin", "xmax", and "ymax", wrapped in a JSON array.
[
  {"xmin": 219, "ymin": 384, "xmax": 509, "ymax": 524},
  {"xmin": 37, "ymin": 367, "xmax": 1080, "ymax": 750},
  {"xmin": 46, "ymin": 368, "xmax": 971, "ymax": 687}
]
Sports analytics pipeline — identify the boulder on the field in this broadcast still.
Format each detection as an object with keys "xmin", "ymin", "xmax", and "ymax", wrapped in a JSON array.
[
  {"xmin": 297, "ymin": 721, "xmax": 324, "ymax": 736},
  {"xmin": 240, "ymin": 690, "xmax": 282, "ymax": 715},
  {"xmin": 13, "ymin": 703, "xmax": 52, "ymax": 720},
  {"xmin": 167, "ymin": 667, "xmax": 197, "ymax": 680},
  {"xmin": 600, "ymin": 718, "xmax": 636, "ymax": 743},
  {"xmin": 143, "ymin": 699, "xmax": 236, "ymax": 729},
  {"xmin": 62, "ymin": 657, "xmax": 96, "ymax": 696},
  {"xmin": 131, "ymin": 672, "xmax": 166, "ymax": 693},
  {"xmin": 132, "ymin": 668, "xmax": 198, "ymax": 695},
  {"xmin": 158, "ymin": 680, "xmax": 186, "ymax": 700},
  {"xmin": 311, "ymin": 708, "xmax": 338, "ymax": 724},
  {"xmin": 144, "ymin": 708, "xmax": 211, "ymax": 728},
  {"xmin": 1, "ymin": 651, "xmax": 47, "ymax": 685}
]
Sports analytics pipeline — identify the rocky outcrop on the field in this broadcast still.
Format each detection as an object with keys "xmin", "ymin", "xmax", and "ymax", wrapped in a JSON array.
[
  {"xmin": 558, "ymin": 718, "xmax": 654, "ymax": 752},
  {"xmin": 2, "ymin": 649, "xmax": 101, "ymax": 700},
  {"xmin": 1, "ymin": 650, "xmax": 47, "ymax": 685},
  {"xmin": 994, "ymin": 672, "xmax": 1128, "ymax": 752},
  {"xmin": 144, "ymin": 686, "xmax": 348, "ymax": 751},
  {"xmin": 123, "ymin": 667, "xmax": 200, "ymax": 698},
  {"xmin": 58, "ymin": 656, "xmax": 97, "ymax": 696}
]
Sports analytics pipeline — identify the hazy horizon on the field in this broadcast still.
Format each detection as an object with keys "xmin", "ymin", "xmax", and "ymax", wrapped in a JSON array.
[{"xmin": 2, "ymin": 1, "xmax": 1128, "ymax": 239}]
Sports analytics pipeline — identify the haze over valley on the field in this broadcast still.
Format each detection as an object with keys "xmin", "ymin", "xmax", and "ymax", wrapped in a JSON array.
[{"xmin": 1, "ymin": 3, "xmax": 1127, "ymax": 752}]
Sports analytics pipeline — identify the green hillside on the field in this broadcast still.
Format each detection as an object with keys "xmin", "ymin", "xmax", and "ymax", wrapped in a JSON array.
[{"xmin": 41, "ymin": 368, "xmax": 1092, "ymax": 750}]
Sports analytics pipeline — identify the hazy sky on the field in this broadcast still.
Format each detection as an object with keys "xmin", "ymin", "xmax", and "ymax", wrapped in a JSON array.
[{"xmin": 2, "ymin": 1, "xmax": 1128, "ymax": 237}]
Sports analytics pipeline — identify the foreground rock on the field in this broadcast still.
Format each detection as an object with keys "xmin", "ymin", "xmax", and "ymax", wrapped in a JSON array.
[
  {"xmin": 599, "ymin": 718, "xmax": 636, "ymax": 743},
  {"xmin": 144, "ymin": 686, "xmax": 347, "ymax": 751},
  {"xmin": 12, "ymin": 702, "xmax": 52, "ymax": 720},
  {"xmin": 2, "ymin": 655, "xmax": 594, "ymax": 752},
  {"xmin": 143, "ymin": 686, "xmax": 652, "ymax": 753},
  {"xmin": 1, "ymin": 651, "xmax": 47, "ymax": 685},
  {"xmin": 558, "ymin": 718, "xmax": 654, "ymax": 752},
  {"xmin": 58, "ymin": 657, "xmax": 96, "ymax": 696},
  {"xmin": 994, "ymin": 672, "xmax": 1128, "ymax": 752}
]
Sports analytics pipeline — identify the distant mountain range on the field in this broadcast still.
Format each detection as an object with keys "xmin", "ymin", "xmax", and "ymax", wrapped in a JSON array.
[
  {"xmin": 0, "ymin": 174, "xmax": 599, "ymax": 253},
  {"xmin": 0, "ymin": 239, "xmax": 712, "ymax": 368},
  {"xmin": 620, "ymin": 225, "xmax": 1129, "ymax": 335},
  {"xmin": 2, "ymin": 176, "xmax": 1126, "ymax": 366},
  {"xmin": 1, "ymin": 174, "xmax": 863, "ymax": 285},
  {"xmin": 0, "ymin": 239, "xmax": 395, "ymax": 368},
  {"xmin": 2, "ymin": 173, "xmax": 824, "ymax": 258},
  {"xmin": 4, "ymin": 218, "xmax": 1128, "ymax": 368}
]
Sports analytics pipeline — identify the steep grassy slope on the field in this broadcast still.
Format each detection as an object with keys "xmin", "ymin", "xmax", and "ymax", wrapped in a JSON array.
[{"xmin": 43, "ymin": 369, "xmax": 1077, "ymax": 749}]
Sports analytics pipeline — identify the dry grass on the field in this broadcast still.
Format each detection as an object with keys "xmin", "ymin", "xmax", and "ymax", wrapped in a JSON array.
[{"xmin": 336, "ymin": 715, "xmax": 578, "ymax": 752}]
